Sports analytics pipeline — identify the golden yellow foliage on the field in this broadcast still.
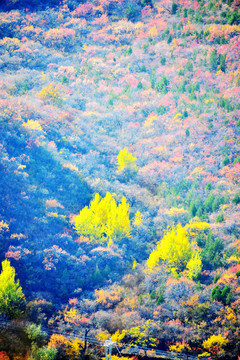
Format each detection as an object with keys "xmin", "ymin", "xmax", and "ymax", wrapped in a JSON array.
[
  {"xmin": 128, "ymin": 320, "xmax": 157, "ymax": 347},
  {"xmin": 17, "ymin": 165, "xmax": 26, "ymax": 170},
  {"xmin": 135, "ymin": 22, "xmax": 144, "ymax": 30},
  {"xmin": 0, "ymin": 37, "xmax": 21, "ymax": 52},
  {"xmin": 23, "ymin": 120, "xmax": 42, "ymax": 131},
  {"xmin": 147, "ymin": 222, "xmax": 208, "ymax": 278},
  {"xmin": 10, "ymin": 233, "xmax": 26, "ymax": 240},
  {"xmin": 204, "ymin": 24, "xmax": 240, "ymax": 39},
  {"xmin": 148, "ymin": 26, "xmax": 158, "ymax": 37},
  {"xmin": 123, "ymin": 295, "xmax": 138, "ymax": 309},
  {"xmin": 186, "ymin": 251, "xmax": 202, "ymax": 280},
  {"xmin": 205, "ymin": 98, "xmax": 214, "ymax": 104},
  {"xmin": 189, "ymin": 167, "xmax": 204, "ymax": 178},
  {"xmin": 0, "ymin": 221, "xmax": 9, "ymax": 233},
  {"xmin": 144, "ymin": 112, "xmax": 158, "ymax": 127},
  {"xmin": 147, "ymin": 224, "xmax": 192, "ymax": 273},
  {"xmin": 182, "ymin": 294, "xmax": 199, "ymax": 308},
  {"xmin": 111, "ymin": 356, "xmax": 132, "ymax": 360},
  {"xmin": 217, "ymin": 272, "xmax": 236, "ymax": 286},
  {"xmin": 185, "ymin": 219, "xmax": 210, "ymax": 235},
  {"xmin": 203, "ymin": 334, "xmax": 229, "ymax": 353},
  {"xmin": 43, "ymin": 27, "xmax": 76, "ymax": 47},
  {"xmin": 226, "ymin": 254, "xmax": 239, "ymax": 263},
  {"xmin": 133, "ymin": 211, "xmax": 143, "ymax": 226},
  {"xmin": 47, "ymin": 212, "xmax": 66, "ymax": 220},
  {"xmin": 117, "ymin": 149, "xmax": 137, "ymax": 173},
  {"xmin": 166, "ymin": 207, "xmax": 187, "ymax": 216},
  {"xmin": 95, "ymin": 286, "xmax": 122, "ymax": 307},
  {"xmin": 66, "ymin": 339, "xmax": 83, "ymax": 360},
  {"xmin": 37, "ymin": 84, "xmax": 61, "ymax": 105},
  {"xmin": 169, "ymin": 340, "xmax": 191, "ymax": 353},
  {"xmin": 84, "ymin": 111, "xmax": 98, "ymax": 116},
  {"xmin": 132, "ymin": 259, "xmax": 137, "ymax": 270},
  {"xmin": 154, "ymin": 145, "xmax": 167, "ymax": 154},
  {"xmin": 64, "ymin": 308, "xmax": 81, "ymax": 324},
  {"xmin": 173, "ymin": 113, "xmax": 182, "ymax": 121},
  {"xmin": 111, "ymin": 329, "xmax": 125, "ymax": 343},
  {"xmin": 198, "ymin": 352, "xmax": 211, "ymax": 357},
  {"xmin": 0, "ymin": 259, "xmax": 25, "ymax": 318},
  {"xmin": 225, "ymin": 307, "xmax": 237, "ymax": 323},
  {"xmin": 74, "ymin": 193, "xmax": 131, "ymax": 245},
  {"xmin": 96, "ymin": 330, "xmax": 110, "ymax": 342},
  {"xmin": 48, "ymin": 334, "xmax": 69, "ymax": 348}
]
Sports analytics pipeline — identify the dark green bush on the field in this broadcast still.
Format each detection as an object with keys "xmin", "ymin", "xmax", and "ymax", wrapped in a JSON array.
[
  {"xmin": 216, "ymin": 213, "xmax": 224, "ymax": 223},
  {"xmin": 232, "ymin": 193, "xmax": 240, "ymax": 205},
  {"xmin": 160, "ymin": 56, "xmax": 166, "ymax": 65},
  {"xmin": 222, "ymin": 156, "xmax": 230, "ymax": 166},
  {"xmin": 172, "ymin": 1, "xmax": 178, "ymax": 14}
]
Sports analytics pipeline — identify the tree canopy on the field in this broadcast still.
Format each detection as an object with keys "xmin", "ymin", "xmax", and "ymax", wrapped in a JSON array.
[
  {"xmin": 147, "ymin": 222, "xmax": 209, "ymax": 278},
  {"xmin": 0, "ymin": 259, "xmax": 25, "ymax": 318},
  {"xmin": 74, "ymin": 192, "xmax": 131, "ymax": 245},
  {"xmin": 117, "ymin": 149, "xmax": 137, "ymax": 173}
]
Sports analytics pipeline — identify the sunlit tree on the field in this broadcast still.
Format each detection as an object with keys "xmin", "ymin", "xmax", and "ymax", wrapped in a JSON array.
[
  {"xmin": 74, "ymin": 193, "xmax": 131, "ymax": 245},
  {"xmin": 117, "ymin": 149, "xmax": 137, "ymax": 173},
  {"xmin": 0, "ymin": 259, "xmax": 25, "ymax": 318},
  {"xmin": 147, "ymin": 222, "xmax": 209, "ymax": 278}
]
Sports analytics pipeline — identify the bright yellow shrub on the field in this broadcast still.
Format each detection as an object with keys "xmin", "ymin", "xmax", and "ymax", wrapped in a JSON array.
[
  {"xmin": 23, "ymin": 120, "xmax": 42, "ymax": 131},
  {"xmin": 167, "ymin": 207, "xmax": 187, "ymax": 216},
  {"xmin": 37, "ymin": 84, "xmax": 62, "ymax": 105},
  {"xmin": 169, "ymin": 340, "xmax": 191, "ymax": 353},
  {"xmin": 203, "ymin": 334, "xmax": 229, "ymax": 353}
]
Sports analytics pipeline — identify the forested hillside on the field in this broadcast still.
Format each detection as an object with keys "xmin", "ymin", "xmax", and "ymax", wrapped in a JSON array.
[{"xmin": 0, "ymin": 0, "xmax": 240, "ymax": 359}]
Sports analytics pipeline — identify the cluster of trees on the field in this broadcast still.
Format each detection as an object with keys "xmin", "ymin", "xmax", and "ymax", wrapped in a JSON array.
[
  {"xmin": 147, "ymin": 222, "xmax": 209, "ymax": 279},
  {"xmin": 74, "ymin": 192, "xmax": 131, "ymax": 245}
]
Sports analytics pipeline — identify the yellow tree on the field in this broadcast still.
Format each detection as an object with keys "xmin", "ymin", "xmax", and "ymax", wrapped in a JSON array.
[
  {"xmin": 66, "ymin": 339, "xmax": 82, "ymax": 360},
  {"xmin": 147, "ymin": 222, "xmax": 209, "ymax": 278},
  {"xmin": 0, "ymin": 259, "xmax": 25, "ymax": 318},
  {"xmin": 74, "ymin": 193, "xmax": 131, "ymax": 245},
  {"xmin": 186, "ymin": 251, "xmax": 202, "ymax": 280},
  {"xmin": 127, "ymin": 320, "xmax": 157, "ymax": 348},
  {"xmin": 147, "ymin": 224, "xmax": 192, "ymax": 274},
  {"xmin": 117, "ymin": 149, "xmax": 137, "ymax": 173}
]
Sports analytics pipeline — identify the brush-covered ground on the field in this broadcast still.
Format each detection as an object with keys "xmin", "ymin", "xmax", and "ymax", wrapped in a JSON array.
[{"xmin": 0, "ymin": 0, "xmax": 240, "ymax": 359}]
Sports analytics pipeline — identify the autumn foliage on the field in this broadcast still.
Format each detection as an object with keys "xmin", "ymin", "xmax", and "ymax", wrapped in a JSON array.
[
  {"xmin": 74, "ymin": 192, "xmax": 131, "ymax": 245},
  {"xmin": 0, "ymin": 0, "xmax": 240, "ymax": 359}
]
